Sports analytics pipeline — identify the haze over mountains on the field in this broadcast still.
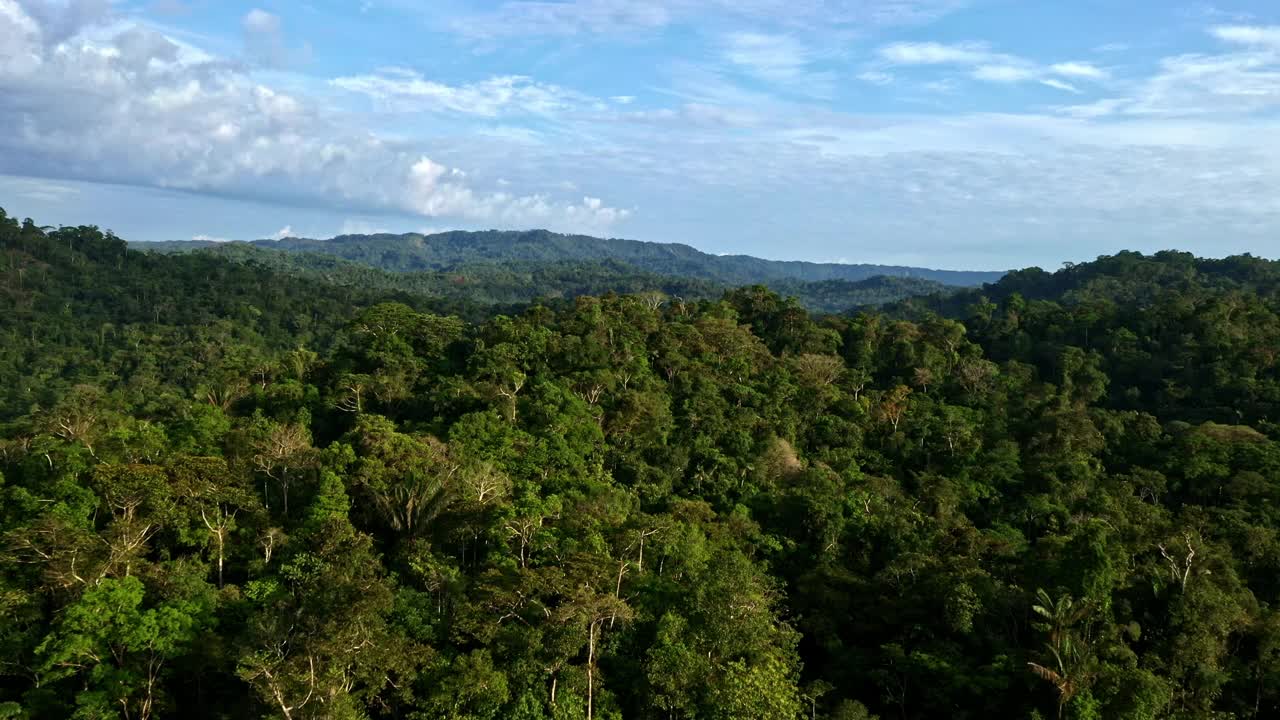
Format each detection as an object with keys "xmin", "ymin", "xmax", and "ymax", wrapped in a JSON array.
[
  {"xmin": 141, "ymin": 229, "xmax": 1005, "ymax": 314},
  {"xmin": 145, "ymin": 229, "xmax": 1004, "ymax": 285}
]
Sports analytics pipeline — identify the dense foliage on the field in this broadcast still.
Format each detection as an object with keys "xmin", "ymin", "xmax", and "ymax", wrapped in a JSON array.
[
  {"xmin": 4, "ymin": 207, "xmax": 1280, "ymax": 720},
  {"xmin": 144, "ymin": 227, "xmax": 1002, "ymax": 287},
  {"xmin": 142, "ymin": 242, "xmax": 951, "ymax": 314}
]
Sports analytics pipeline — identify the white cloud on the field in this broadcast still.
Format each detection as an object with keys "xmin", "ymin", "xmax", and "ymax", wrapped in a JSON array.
[
  {"xmin": 1, "ymin": 2, "xmax": 44, "ymax": 75},
  {"xmin": 1211, "ymin": 25, "xmax": 1280, "ymax": 49},
  {"xmin": 972, "ymin": 64, "xmax": 1037, "ymax": 83},
  {"xmin": 1039, "ymin": 78, "xmax": 1081, "ymax": 93},
  {"xmin": 1054, "ymin": 36, "xmax": 1280, "ymax": 118},
  {"xmin": 879, "ymin": 41, "xmax": 994, "ymax": 65},
  {"xmin": 399, "ymin": 157, "xmax": 627, "ymax": 230},
  {"xmin": 721, "ymin": 32, "xmax": 834, "ymax": 97},
  {"xmin": 880, "ymin": 41, "xmax": 1110, "ymax": 90},
  {"xmin": 192, "ymin": 233, "xmax": 231, "ymax": 242},
  {"xmin": 331, "ymin": 69, "xmax": 602, "ymax": 116},
  {"xmin": 752, "ymin": 119, "xmax": 1280, "ymax": 221},
  {"xmin": 241, "ymin": 7, "xmax": 309, "ymax": 68},
  {"xmin": 1074, "ymin": 27, "xmax": 1280, "ymax": 118},
  {"xmin": 0, "ymin": 1, "xmax": 629, "ymax": 233},
  {"xmin": 580, "ymin": 106, "xmax": 1280, "ymax": 265},
  {"xmin": 1051, "ymin": 61, "xmax": 1108, "ymax": 79},
  {"xmin": 13, "ymin": 0, "xmax": 109, "ymax": 47}
]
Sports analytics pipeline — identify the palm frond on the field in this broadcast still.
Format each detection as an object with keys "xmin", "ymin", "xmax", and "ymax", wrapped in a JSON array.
[
  {"xmin": 1027, "ymin": 662, "xmax": 1064, "ymax": 686},
  {"xmin": 1067, "ymin": 600, "xmax": 1092, "ymax": 625}
]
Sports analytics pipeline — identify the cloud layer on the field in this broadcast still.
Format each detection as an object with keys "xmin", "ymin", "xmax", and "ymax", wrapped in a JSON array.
[
  {"xmin": 3, "ymin": 1, "xmax": 1280, "ymax": 266},
  {"xmin": 451, "ymin": 0, "xmax": 966, "ymax": 39},
  {"xmin": 0, "ymin": 0, "xmax": 627, "ymax": 232}
]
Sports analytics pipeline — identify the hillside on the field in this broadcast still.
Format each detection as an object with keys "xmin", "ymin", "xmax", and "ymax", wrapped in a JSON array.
[
  {"xmin": 894, "ymin": 250, "xmax": 1280, "ymax": 423},
  {"xmin": 923, "ymin": 250, "xmax": 1280, "ymax": 309},
  {"xmin": 5, "ymin": 208, "xmax": 1280, "ymax": 720},
  {"xmin": 0, "ymin": 211, "xmax": 491, "ymax": 422},
  {"xmin": 143, "ymin": 239, "xmax": 958, "ymax": 313},
  {"xmin": 143, "ymin": 228, "xmax": 1005, "ymax": 287}
]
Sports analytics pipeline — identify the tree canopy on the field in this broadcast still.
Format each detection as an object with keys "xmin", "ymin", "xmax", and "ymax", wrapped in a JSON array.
[{"xmin": 3, "ymin": 207, "xmax": 1280, "ymax": 719}]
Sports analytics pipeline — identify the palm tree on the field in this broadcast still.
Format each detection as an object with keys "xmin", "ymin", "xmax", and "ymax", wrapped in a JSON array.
[
  {"xmin": 1029, "ymin": 642, "xmax": 1093, "ymax": 720},
  {"xmin": 1031, "ymin": 588, "xmax": 1092, "ymax": 652},
  {"xmin": 1027, "ymin": 589, "xmax": 1096, "ymax": 719}
]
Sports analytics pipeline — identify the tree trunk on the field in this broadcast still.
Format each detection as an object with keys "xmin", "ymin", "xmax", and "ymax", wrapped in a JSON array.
[
  {"xmin": 215, "ymin": 532, "xmax": 224, "ymax": 588},
  {"xmin": 587, "ymin": 621, "xmax": 596, "ymax": 720}
]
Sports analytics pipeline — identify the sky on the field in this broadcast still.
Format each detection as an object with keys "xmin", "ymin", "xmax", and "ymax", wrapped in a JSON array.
[{"xmin": 1, "ymin": 1, "xmax": 1279, "ymax": 270}]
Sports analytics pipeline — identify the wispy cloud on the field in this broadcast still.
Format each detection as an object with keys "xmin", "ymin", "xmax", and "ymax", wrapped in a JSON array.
[
  {"xmin": 721, "ymin": 32, "xmax": 834, "ymax": 97},
  {"xmin": 241, "ymin": 8, "xmax": 311, "ymax": 68},
  {"xmin": 332, "ymin": 68, "xmax": 603, "ymax": 116},
  {"xmin": 858, "ymin": 70, "xmax": 894, "ymax": 85},
  {"xmin": 453, "ymin": 0, "xmax": 672, "ymax": 39},
  {"xmin": 1057, "ymin": 25, "xmax": 1280, "ymax": 117},
  {"xmin": 1056, "ymin": 97, "xmax": 1127, "ymax": 118},
  {"xmin": 452, "ymin": 0, "xmax": 968, "ymax": 40},
  {"xmin": 878, "ymin": 41, "xmax": 1109, "ymax": 91},
  {"xmin": 1039, "ymin": 78, "xmax": 1081, "ymax": 93},
  {"xmin": 878, "ymin": 41, "xmax": 995, "ymax": 65},
  {"xmin": 0, "ymin": 175, "xmax": 81, "ymax": 202}
]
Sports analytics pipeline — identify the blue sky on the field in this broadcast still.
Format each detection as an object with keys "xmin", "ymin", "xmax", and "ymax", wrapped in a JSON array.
[{"xmin": 2, "ymin": 0, "xmax": 1279, "ymax": 269}]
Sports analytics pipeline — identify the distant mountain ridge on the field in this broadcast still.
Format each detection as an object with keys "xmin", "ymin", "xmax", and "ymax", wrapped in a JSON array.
[
  {"xmin": 136, "ymin": 240, "xmax": 955, "ymax": 314},
  {"xmin": 143, "ymin": 228, "xmax": 1005, "ymax": 287}
]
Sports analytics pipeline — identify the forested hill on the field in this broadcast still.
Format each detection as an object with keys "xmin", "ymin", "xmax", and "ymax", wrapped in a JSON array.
[
  {"xmin": 143, "ymin": 228, "xmax": 1005, "ymax": 287},
  {"xmin": 924, "ymin": 250, "xmax": 1280, "ymax": 309},
  {"xmin": 897, "ymin": 249, "xmax": 1280, "ymax": 423},
  {"xmin": 143, "ymin": 240, "xmax": 954, "ymax": 315},
  {"xmin": 5, "ymin": 208, "xmax": 1280, "ymax": 720}
]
